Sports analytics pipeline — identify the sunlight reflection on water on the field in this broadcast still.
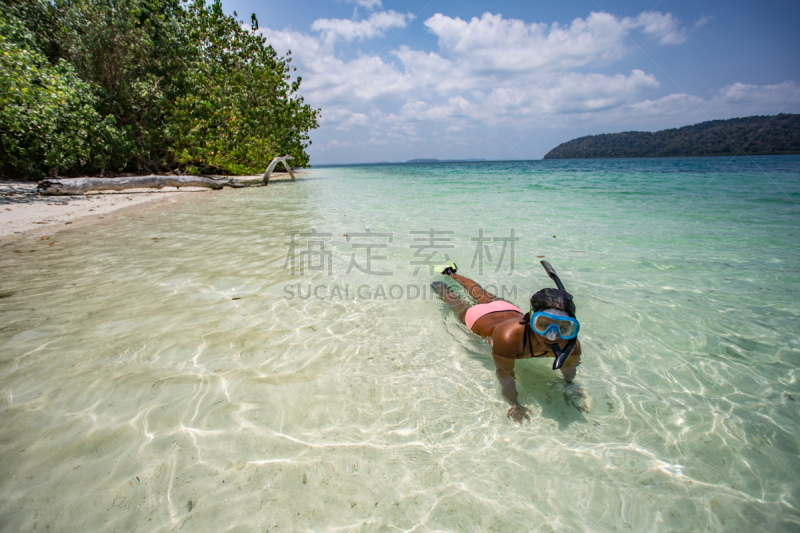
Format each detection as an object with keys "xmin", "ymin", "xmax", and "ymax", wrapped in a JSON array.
[{"xmin": 1, "ymin": 158, "xmax": 799, "ymax": 531}]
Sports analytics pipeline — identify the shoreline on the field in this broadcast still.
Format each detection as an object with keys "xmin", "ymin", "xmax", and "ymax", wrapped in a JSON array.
[
  {"xmin": 0, "ymin": 182, "xmax": 209, "ymax": 242},
  {"xmin": 0, "ymin": 173, "xmax": 300, "ymax": 243}
]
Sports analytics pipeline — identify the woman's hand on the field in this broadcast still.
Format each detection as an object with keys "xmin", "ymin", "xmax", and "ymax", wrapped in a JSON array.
[
  {"xmin": 507, "ymin": 404, "xmax": 531, "ymax": 423},
  {"xmin": 562, "ymin": 383, "xmax": 589, "ymax": 413}
]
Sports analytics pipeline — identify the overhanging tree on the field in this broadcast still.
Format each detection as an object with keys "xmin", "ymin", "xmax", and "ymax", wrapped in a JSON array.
[{"xmin": 0, "ymin": 0, "xmax": 319, "ymax": 179}]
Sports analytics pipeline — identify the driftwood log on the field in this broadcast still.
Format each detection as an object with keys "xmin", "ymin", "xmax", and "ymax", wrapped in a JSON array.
[
  {"xmin": 262, "ymin": 155, "xmax": 296, "ymax": 185},
  {"xmin": 37, "ymin": 175, "xmax": 246, "ymax": 195},
  {"xmin": 37, "ymin": 155, "xmax": 298, "ymax": 195}
]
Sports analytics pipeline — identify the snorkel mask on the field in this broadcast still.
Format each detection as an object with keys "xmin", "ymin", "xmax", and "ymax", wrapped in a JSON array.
[
  {"xmin": 530, "ymin": 309, "xmax": 580, "ymax": 341},
  {"xmin": 537, "ymin": 261, "xmax": 580, "ymax": 370}
]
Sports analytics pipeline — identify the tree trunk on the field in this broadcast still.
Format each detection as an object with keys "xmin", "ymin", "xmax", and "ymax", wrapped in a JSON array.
[
  {"xmin": 37, "ymin": 175, "xmax": 247, "ymax": 195},
  {"xmin": 262, "ymin": 156, "xmax": 296, "ymax": 185}
]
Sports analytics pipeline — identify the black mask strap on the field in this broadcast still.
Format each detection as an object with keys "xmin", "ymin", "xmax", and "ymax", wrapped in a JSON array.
[{"xmin": 520, "ymin": 313, "xmax": 529, "ymax": 355}]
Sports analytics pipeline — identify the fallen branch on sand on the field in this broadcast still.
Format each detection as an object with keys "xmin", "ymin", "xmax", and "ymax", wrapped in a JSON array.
[
  {"xmin": 262, "ymin": 155, "xmax": 295, "ymax": 185},
  {"xmin": 37, "ymin": 155, "xmax": 299, "ymax": 195},
  {"xmin": 37, "ymin": 175, "xmax": 247, "ymax": 195}
]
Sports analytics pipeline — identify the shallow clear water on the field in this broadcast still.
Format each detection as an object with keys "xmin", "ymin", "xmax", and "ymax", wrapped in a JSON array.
[{"xmin": 1, "ymin": 156, "xmax": 799, "ymax": 531}]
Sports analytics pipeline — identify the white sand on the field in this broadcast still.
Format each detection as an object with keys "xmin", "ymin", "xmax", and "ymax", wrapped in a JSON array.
[
  {"xmin": 0, "ymin": 173, "xmax": 300, "ymax": 242},
  {"xmin": 0, "ymin": 181, "xmax": 209, "ymax": 240}
]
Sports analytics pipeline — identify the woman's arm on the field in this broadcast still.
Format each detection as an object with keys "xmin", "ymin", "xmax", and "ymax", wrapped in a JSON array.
[
  {"xmin": 493, "ymin": 353, "xmax": 530, "ymax": 423},
  {"xmin": 558, "ymin": 340, "xmax": 588, "ymax": 412}
]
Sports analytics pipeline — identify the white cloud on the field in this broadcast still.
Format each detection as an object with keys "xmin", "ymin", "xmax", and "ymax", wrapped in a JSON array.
[
  {"xmin": 388, "ymin": 69, "xmax": 659, "ymax": 126},
  {"xmin": 637, "ymin": 81, "xmax": 800, "ymax": 117},
  {"xmin": 712, "ymin": 81, "xmax": 798, "ymax": 108},
  {"xmin": 632, "ymin": 12, "xmax": 687, "ymax": 45},
  {"xmin": 266, "ymin": 24, "xmax": 425, "ymax": 108},
  {"xmin": 311, "ymin": 10, "xmax": 413, "ymax": 42},
  {"xmin": 259, "ymin": 10, "xmax": 798, "ymax": 160},
  {"xmin": 342, "ymin": 0, "xmax": 382, "ymax": 10},
  {"xmin": 424, "ymin": 12, "xmax": 626, "ymax": 72},
  {"xmin": 336, "ymin": 113, "xmax": 371, "ymax": 130},
  {"xmin": 694, "ymin": 15, "xmax": 713, "ymax": 29},
  {"xmin": 422, "ymin": 11, "xmax": 686, "ymax": 75},
  {"xmin": 568, "ymin": 81, "xmax": 800, "ymax": 130},
  {"xmin": 268, "ymin": 10, "xmax": 683, "ymax": 108}
]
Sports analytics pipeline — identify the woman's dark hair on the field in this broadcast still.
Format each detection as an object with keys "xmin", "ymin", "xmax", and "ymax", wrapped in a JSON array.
[
  {"xmin": 530, "ymin": 288, "xmax": 576, "ymax": 317},
  {"xmin": 520, "ymin": 288, "xmax": 576, "ymax": 325}
]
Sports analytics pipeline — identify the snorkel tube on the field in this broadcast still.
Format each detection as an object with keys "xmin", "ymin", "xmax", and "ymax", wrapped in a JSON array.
[{"xmin": 540, "ymin": 261, "xmax": 578, "ymax": 370}]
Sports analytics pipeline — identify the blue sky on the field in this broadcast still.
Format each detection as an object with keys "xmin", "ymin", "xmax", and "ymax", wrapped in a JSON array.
[{"xmin": 223, "ymin": 0, "xmax": 800, "ymax": 164}]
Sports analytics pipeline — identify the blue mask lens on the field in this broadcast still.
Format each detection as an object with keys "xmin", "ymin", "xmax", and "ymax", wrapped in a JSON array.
[{"xmin": 530, "ymin": 311, "xmax": 580, "ymax": 340}]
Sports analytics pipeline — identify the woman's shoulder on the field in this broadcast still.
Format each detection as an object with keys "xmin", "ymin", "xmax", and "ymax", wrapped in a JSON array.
[{"xmin": 491, "ymin": 319, "xmax": 524, "ymax": 358}]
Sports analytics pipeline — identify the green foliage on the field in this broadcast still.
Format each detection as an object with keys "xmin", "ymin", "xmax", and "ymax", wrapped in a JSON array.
[
  {"xmin": 0, "ymin": 0, "xmax": 319, "ymax": 179},
  {"xmin": 0, "ymin": 8, "xmax": 127, "ymax": 179},
  {"xmin": 54, "ymin": 0, "xmax": 191, "ymax": 170},
  {"xmin": 543, "ymin": 115, "xmax": 800, "ymax": 160},
  {"xmin": 168, "ymin": 0, "xmax": 317, "ymax": 174}
]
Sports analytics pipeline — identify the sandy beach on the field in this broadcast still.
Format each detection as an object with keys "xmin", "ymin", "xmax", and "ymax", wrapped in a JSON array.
[
  {"xmin": 0, "ymin": 181, "xmax": 209, "ymax": 239},
  {"xmin": 0, "ymin": 174, "xmax": 297, "ymax": 242}
]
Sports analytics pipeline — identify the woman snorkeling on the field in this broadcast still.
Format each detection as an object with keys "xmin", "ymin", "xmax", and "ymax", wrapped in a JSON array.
[{"xmin": 432, "ymin": 261, "xmax": 582, "ymax": 423}]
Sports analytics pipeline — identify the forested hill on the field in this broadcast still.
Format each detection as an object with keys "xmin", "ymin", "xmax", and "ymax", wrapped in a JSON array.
[{"xmin": 543, "ymin": 114, "xmax": 800, "ymax": 159}]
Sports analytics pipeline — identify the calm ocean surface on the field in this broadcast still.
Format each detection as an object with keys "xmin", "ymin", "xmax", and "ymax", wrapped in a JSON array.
[{"xmin": 1, "ymin": 156, "xmax": 799, "ymax": 531}]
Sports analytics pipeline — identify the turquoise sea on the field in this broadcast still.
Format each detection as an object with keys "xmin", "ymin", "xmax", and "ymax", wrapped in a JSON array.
[{"xmin": 1, "ymin": 156, "xmax": 799, "ymax": 531}]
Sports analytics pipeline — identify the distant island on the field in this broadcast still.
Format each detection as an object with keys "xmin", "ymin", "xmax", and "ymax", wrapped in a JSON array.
[
  {"xmin": 315, "ymin": 158, "xmax": 487, "ymax": 167},
  {"xmin": 543, "ymin": 114, "xmax": 800, "ymax": 159},
  {"xmin": 406, "ymin": 158, "xmax": 487, "ymax": 163}
]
